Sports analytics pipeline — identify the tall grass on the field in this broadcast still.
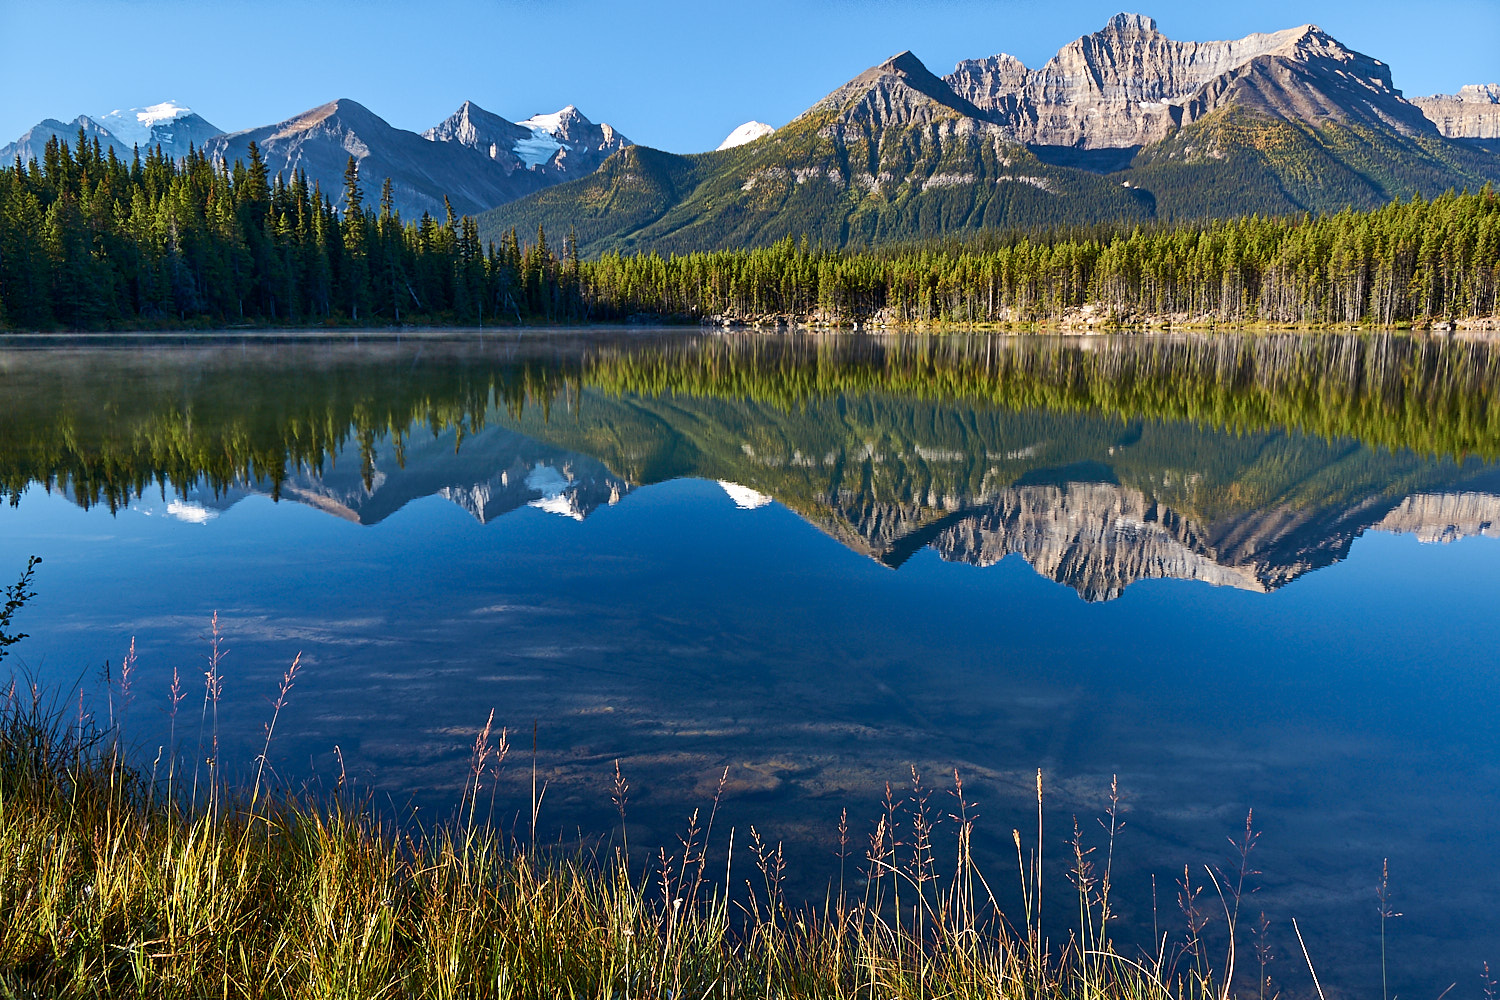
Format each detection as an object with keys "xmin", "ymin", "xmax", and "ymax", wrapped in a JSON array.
[
  {"xmin": 0, "ymin": 681, "xmax": 1283, "ymax": 1000},
  {"xmin": 0, "ymin": 580, "xmax": 1314, "ymax": 999}
]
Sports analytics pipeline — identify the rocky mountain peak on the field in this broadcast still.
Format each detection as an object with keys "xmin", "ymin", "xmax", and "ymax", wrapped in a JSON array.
[
  {"xmin": 423, "ymin": 101, "xmax": 532, "ymax": 161},
  {"xmin": 511, "ymin": 105, "xmax": 631, "ymax": 171},
  {"xmin": 1102, "ymin": 12, "xmax": 1159, "ymax": 34},
  {"xmin": 945, "ymin": 15, "xmax": 1432, "ymax": 148},
  {"xmin": 267, "ymin": 98, "xmax": 381, "ymax": 141},
  {"xmin": 878, "ymin": 50, "xmax": 927, "ymax": 76},
  {"xmin": 806, "ymin": 49, "xmax": 988, "ymax": 130}
]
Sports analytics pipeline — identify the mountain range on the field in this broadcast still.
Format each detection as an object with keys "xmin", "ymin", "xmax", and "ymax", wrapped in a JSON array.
[
  {"xmin": 0, "ymin": 98, "xmax": 630, "ymax": 220},
  {"xmin": 478, "ymin": 14, "xmax": 1500, "ymax": 252},
  {"xmin": 0, "ymin": 101, "xmax": 222, "ymax": 165},
  {"xmin": 4, "ymin": 13, "xmax": 1498, "ymax": 248}
]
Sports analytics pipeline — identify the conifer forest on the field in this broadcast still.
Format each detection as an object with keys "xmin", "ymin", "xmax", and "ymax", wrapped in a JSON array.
[{"xmin": 1, "ymin": 132, "xmax": 1497, "ymax": 330}]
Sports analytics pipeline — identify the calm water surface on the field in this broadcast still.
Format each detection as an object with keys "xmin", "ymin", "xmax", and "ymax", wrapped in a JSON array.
[{"xmin": 1, "ymin": 329, "xmax": 1497, "ymax": 996}]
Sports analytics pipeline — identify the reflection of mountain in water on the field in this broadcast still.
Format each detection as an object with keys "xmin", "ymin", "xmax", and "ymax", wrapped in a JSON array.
[
  {"xmin": 120, "ymin": 396, "xmax": 1500, "ymax": 602},
  {"xmin": 817, "ymin": 477, "xmax": 1500, "ymax": 601},
  {"xmin": 12, "ymin": 332, "xmax": 1499, "ymax": 601},
  {"xmin": 492, "ymin": 392, "xmax": 1500, "ymax": 601},
  {"xmin": 108, "ymin": 424, "xmax": 631, "ymax": 528},
  {"xmin": 280, "ymin": 424, "xmax": 628, "ymax": 525}
]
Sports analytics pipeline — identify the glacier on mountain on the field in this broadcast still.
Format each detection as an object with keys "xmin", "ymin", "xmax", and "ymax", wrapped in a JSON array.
[{"xmin": 96, "ymin": 101, "xmax": 195, "ymax": 147}]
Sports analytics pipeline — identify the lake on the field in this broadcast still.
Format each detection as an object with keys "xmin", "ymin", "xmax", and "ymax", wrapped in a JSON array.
[{"xmin": 1, "ymin": 329, "xmax": 1497, "ymax": 997}]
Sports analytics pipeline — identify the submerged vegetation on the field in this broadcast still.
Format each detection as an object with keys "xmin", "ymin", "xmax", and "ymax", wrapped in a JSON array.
[{"xmin": 1, "ymin": 131, "xmax": 1498, "ymax": 330}]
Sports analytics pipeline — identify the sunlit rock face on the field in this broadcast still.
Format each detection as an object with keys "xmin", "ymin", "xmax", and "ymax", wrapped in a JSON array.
[
  {"xmin": 945, "ymin": 14, "xmax": 1434, "ymax": 148},
  {"xmin": 1411, "ymin": 85, "xmax": 1500, "ymax": 139}
]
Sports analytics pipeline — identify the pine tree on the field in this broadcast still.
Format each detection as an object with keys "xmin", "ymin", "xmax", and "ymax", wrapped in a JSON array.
[{"xmin": 340, "ymin": 157, "xmax": 371, "ymax": 321}]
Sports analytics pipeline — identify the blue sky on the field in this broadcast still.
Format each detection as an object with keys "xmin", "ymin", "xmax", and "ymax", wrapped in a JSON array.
[{"xmin": 4, "ymin": 0, "xmax": 1497, "ymax": 153}]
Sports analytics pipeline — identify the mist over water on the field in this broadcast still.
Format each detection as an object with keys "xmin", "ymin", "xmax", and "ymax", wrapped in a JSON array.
[{"xmin": 1, "ymin": 329, "xmax": 1497, "ymax": 995}]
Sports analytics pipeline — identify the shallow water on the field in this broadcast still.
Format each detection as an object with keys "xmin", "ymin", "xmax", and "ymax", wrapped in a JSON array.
[{"xmin": 1, "ymin": 329, "xmax": 1497, "ymax": 996}]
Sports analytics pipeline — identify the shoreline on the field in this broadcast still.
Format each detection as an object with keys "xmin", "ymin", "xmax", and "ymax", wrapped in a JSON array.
[{"xmin": 1, "ymin": 313, "xmax": 1497, "ymax": 340}]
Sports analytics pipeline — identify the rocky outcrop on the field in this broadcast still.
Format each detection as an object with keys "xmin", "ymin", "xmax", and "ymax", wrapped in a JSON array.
[
  {"xmin": 421, "ymin": 101, "xmax": 536, "ymax": 172},
  {"xmin": 945, "ymin": 13, "xmax": 1435, "ymax": 148},
  {"xmin": 1412, "ymin": 85, "xmax": 1500, "ymax": 139}
]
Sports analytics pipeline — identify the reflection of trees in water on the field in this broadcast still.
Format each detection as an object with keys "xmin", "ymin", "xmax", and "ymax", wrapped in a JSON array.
[{"xmin": 2, "ymin": 333, "xmax": 1496, "ymax": 518}]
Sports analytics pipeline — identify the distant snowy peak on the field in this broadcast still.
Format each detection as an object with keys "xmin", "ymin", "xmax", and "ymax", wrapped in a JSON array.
[
  {"xmin": 513, "ymin": 109, "xmax": 570, "ymax": 168},
  {"xmin": 424, "ymin": 101, "xmax": 630, "ymax": 174},
  {"xmin": 517, "ymin": 105, "xmax": 631, "ymax": 167},
  {"xmin": 95, "ymin": 101, "xmax": 203, "ymax": 147},
  {"xmin": 0, "ymin": 100, "xmax": 221, "ymax": 166},
  {"xmin": 717, "ymin": 121, "xmax": 775, "ymax": 150}
]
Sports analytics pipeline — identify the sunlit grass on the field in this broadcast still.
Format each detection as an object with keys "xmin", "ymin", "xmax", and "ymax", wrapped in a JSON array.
[
  {"xmin": 0, "ymin": 680, "xmax": 1286, "ymax": 999},
  {"xmin": 0, "ymin": 567, "xmax": 1303, "ymax": 1000}
]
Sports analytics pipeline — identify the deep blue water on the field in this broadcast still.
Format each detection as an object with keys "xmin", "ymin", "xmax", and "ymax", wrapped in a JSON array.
[{"xmin": 1, "ymin": 331, "xmax": 1496, "ymax": 996}]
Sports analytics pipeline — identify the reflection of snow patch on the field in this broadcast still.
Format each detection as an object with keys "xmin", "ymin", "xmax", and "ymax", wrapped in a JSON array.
[
  {"xmin": 166, "ymin": 499, "xmax": 216, "ymax": 524},
  {"xmin": 718, "ymin": 481, "xmax": 771, "ymax": 509},
  {"xmin": 525, "ymin": 465, "xmax": 570, "ymax": 495},
  {"xmin": 525, "ymin": 465, "xmax": 583, "ymax": 520},
  {"xmin": 528, "ymin": 494, "xmax": 585, "ymax": 520}
]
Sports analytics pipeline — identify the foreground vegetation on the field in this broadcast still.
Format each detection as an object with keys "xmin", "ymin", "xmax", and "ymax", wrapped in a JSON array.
[
  {"xmin": 0, "ymin": 608, "xmax": 1281, "ymax": 999},
  {"xmin": 1, "ymin": 131, "xmax": 1497, "ymax": 330}
]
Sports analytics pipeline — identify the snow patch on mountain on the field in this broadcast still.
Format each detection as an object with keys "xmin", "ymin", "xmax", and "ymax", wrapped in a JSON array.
[
  {"xmin": 717, "ymin": 121, "xmax": 775, "ymax": 150},
  {"xmin": 513, "ymin": 108, "xmax": 577, "ymax": 168},
  {"xmin": 96, "ymin": 101, "xmax": 194, "ymax": 147},
  {"xmin": 520, "ymin": 109, "xmax": 573, "ymax": 134},
  {"xmin": 512, "ymin": 131, "xmax": 563, "ymax": 167}
]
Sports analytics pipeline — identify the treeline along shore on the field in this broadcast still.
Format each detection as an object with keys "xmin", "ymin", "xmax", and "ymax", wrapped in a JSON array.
[
  {"xmin": 1, "ymin": 132, "xmax": 1498, "ymax": 331},
  {"xmin": 5, "ymin": 333, "xmax": 1498, "ymax": 515}
]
